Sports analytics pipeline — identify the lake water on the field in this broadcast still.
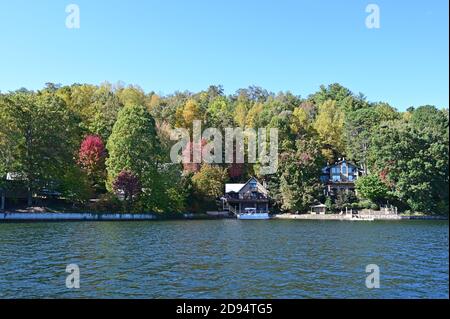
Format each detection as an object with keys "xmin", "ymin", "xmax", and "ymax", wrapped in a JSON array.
[{"xmin": 0, "ymin": 219, "xmax": 448, "ymax": 298}]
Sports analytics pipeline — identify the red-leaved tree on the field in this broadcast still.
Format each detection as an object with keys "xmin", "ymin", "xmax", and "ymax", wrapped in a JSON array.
[
  {"xmin": 78, "ymin": 135, "xmax": 106, "ymax": 191},
  {"xmin": 112, "ymin": 170, "xmax": 141, "ymax": 213}
]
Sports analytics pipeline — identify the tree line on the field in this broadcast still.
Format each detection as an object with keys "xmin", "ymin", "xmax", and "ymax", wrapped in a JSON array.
[{"xmin": 0, "ymin": 82, "xmax": 448, "ymax": 215}]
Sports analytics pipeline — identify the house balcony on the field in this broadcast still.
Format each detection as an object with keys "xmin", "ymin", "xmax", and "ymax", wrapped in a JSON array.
[
  {"xmin": 224, "ymin": 193, "xmax": 268, "ymax": 201},
  {"xmin": 326, "ymin": 173, "xmax": 358, "ymax": 184},
  {"xmin": 225, "ymin": 197, "xmax": 269, "ymax": 204}
]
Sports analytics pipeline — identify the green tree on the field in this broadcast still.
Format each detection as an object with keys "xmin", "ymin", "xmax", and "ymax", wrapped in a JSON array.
[
  {"xmin": 106, "ymin": 104, "xmax": 162, "ymax": 210},
  {"xmin": 309, "ymin": 83, "xmax": 368, "ymax": 112},
  {"xmin": 344, "ymin": 104, "xmax": 399, "ymax": 174},
  {"xmin": 206, "ymin": 96, "xmax": 234, "ymax": 128},
  {"xmin": 87, "ymin": 85, "xmax": 123, "ymax": 141},
  {"xmin": 59, "ymin": 166, "xmax": 93, "ymax": 205},
  {"xmin": 369, "ymin": 106, "xmax": 448, "ymax": 214},
  {"xmin": 116, "ymin": 84, "xmax": 148, "ymax": 108},
  {"xmin": 192, "ymin": 165, "xmax": 228, "ymax": 199},
  {"xmin": 355, "ymin": 174, "xmax": 390, "ymax": 204},
  {"xmin": 272, "ymin": 139, "xmax": 324, "ymax": 213},
  {"xmin": 0, "ymin": 91, "xmax": 79, "ymax": 206},
  {"xmin": 158, "ymin": 164, "xmax": 190, "ymax": 213}
]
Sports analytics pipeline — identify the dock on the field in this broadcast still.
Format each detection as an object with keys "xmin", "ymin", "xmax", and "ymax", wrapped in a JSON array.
[{"xmin": 272, "ymin": 213, "xmax": 447, "ymax": 221}]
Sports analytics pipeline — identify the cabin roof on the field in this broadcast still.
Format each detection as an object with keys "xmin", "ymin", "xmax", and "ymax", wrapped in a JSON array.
[
  {"xmin": 322, "ymin": 159, "xmax": 361, "ymax": 171},
  {"xmin": 225, "ymin": 177, "xmax": 263, "ymax": 194},
  {"xmin": 225, "ymin": 183, "xmax": 245, "ymax": 193}
]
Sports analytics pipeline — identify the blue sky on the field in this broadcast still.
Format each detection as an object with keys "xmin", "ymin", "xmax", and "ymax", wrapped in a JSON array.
[{"xmin": 0, "ymin": 0, "xmax": 448, "ymax": 110}]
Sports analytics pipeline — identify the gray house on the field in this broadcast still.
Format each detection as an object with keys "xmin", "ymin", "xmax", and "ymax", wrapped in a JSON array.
[
  {"xmin": 221, "ymin": 177, "xmax": 270, "ymax": 214},
  {"xmin": 320, "ymin": 158, "xmax": 363, "ymax": 196}
]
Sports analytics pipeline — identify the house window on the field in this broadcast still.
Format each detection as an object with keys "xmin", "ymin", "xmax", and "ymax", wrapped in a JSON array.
[
  {"xmin": 331, "ymin": 167, "xmax": 340, "ymax": 175},
  {"xmin": 348, "ymin": 168, "xmax": 355, "ymax": 177},
  {"xmin": 332, "ymin": 175, "xmax": 341, "ymax": 182},
  {"xmin": 342, "ymin": 163, "xmax": 347, "ymax": 175},
  {"xmin": 348, "ymin": 175, "xmax": 354, "ymax": 181}
]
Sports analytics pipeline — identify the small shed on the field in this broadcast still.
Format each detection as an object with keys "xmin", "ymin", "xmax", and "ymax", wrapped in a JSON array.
[{"xmin": 310, "ymin": 204, "xmax": 327, "ymax": 215}]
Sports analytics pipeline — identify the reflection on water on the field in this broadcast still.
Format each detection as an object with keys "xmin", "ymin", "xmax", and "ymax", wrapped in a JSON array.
[{"xmin": 0, "ymin": 220, "xmax": 448, "ymax": 298}]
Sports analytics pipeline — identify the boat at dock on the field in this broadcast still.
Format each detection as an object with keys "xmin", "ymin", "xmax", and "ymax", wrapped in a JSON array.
[
  {"xmin": 237, "ymin": 208, "xmax": 270, "ymax": 220},
  {"xmin": 349, "ymin": 215, "xmax": 375, "ymax": 221}
]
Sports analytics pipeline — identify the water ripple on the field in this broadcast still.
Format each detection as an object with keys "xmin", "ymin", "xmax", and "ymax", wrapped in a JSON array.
[{"xmin": 0, "ymin": 220, "xmax": 448, "ymax": 298}]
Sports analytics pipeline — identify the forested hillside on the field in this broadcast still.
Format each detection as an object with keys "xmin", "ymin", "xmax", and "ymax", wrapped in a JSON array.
[{"xmin": 1, "ymin": 83, "xmax": 448, "ymax": 214}]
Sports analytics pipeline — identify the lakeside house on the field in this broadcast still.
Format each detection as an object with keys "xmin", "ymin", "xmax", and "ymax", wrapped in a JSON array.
[
  {"xmin": 320, "ymin": 158, "xmax": 363, "ymax": 196},
  {"xmin": 221, "ymin": 177, "xmax": 269, "ymax": 215},
  {"xmin": 0, "ymin": 173, "xmax": 62, "ymax": 210},
  {"xmin": 1, "ymin": 173, "xmax": 28, "ymax": 210}
]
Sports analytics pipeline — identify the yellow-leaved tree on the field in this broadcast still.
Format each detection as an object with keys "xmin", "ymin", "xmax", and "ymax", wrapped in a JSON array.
[
  {"xmin": 182, "ymin": 99, "xmax": 201, "ymax": 129},
  {"xmin": 290, "ymin": 107, "xmax": 310, "ymax": 136},
  {"xmin": 313, "ymin": 99, "xmax": 345, "ymax": 162},
  {"xmin": 234, "ymin": 102, "xmax": 248, "ymax": 128},
  {"xmin": 245, "ymin": 102, "xmax": 264, "ymax": 128}
]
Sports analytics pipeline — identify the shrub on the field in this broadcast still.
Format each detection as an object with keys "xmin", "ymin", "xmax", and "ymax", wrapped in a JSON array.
[
  {"xmin": 355, "ymin": 174, "xmax": 389, "ymax": 204},
  {"xmin": 358, "ymin": 200, "xmax": 373, "ymax": 209}
]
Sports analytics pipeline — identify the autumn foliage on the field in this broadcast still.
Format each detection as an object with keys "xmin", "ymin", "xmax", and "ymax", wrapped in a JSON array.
[
  {"xmin": 78, "ymin": 135, "xmax": 106, "ymax": 174},
  {"xmin": 78, "ymin": 135, "xmax": 106, "ymax": 192},
  {"xmin": 112, "ymin": 170, "xmax": 142, "ymax": 212}
]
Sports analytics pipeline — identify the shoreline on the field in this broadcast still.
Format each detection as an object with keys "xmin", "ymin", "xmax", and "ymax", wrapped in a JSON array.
[
  {"xmin": 0, "ymin": 211, "xmax": 447, "ymax": 222},
  {"xmin": 0, "ymin": 211, "xmax": 218, "ymax": 222},
  {"xmin": 272, "ymin": 213, "xmax": 448, "ymax": 221}
]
